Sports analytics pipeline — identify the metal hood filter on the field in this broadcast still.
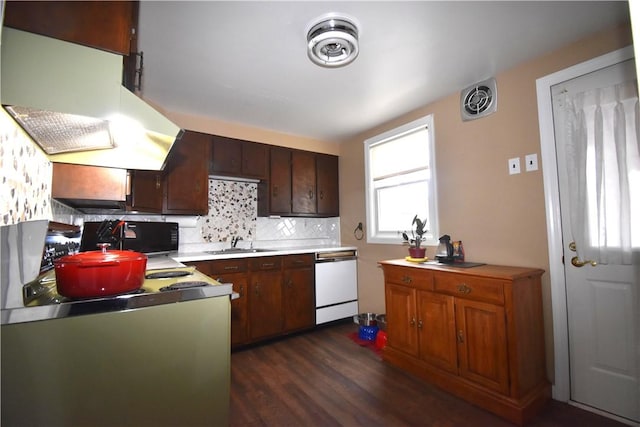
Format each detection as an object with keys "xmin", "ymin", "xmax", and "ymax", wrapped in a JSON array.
[
  {"xmin": 1, "ymin": 28, "xmax": 183, "ymax": 171},
  {"xmin": 307, "ymin": 15, "xmax": 359, "ymax": 68}
]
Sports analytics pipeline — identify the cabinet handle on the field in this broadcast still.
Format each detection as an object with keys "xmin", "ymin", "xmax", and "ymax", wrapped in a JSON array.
[
  {"xmin": 417, "ymin": 319, "xmax": 423, "ymax": 329},
  {"xmin": 155, "ymin": 175, "xmax": 161, "ymax": 190},
  {"xmin": 402, "ymin": 275, "xmax": 412, "ymax": 284},
  {"xmin": 254, "ymin": 284, "xmax": 260, "ymax": 296},
  {"xmin": 286, "ymin": 280, "xmax": 293, "ymax": 288},
  {"xmin": 223, "ymin": 265, "xmax": 239, "ymax": 271},
  {"xmin": 457, "ymin": 284, "xmax": 472, "ymax": 294},
  {"xmin": 261, "ymin": 263, "xmax": 275, "ymax": 268},
  {"xmin": 319, "ymin": 190, "xmax": 324, "ymax": 200},
  {"xmin": 410, "ymin": 317, "xmax": 416, "ymax": 327},
  {"xmin": 239, "ymin": 285, "xmax": 244, "ymax": 297},
  {"xmin": 457, "ymin": 330, "xmax": 464, "ymax": 343},
  {"xmin": 308, "ymin": 190, "xmax": 314, "ymax": 199}
]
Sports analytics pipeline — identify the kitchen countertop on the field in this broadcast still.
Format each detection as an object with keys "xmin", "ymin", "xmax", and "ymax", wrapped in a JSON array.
[{"xmin": 170, "ymin": 245, "xmax": 358, "ymax": 263}]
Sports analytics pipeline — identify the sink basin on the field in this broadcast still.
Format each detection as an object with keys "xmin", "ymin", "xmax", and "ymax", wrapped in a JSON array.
[{"xmin": 205, "ymin": 248, "xmax": 274, "ymax": 255}]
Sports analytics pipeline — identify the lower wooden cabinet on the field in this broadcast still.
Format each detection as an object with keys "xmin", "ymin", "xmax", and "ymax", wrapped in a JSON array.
[
  {"xmin": 282, "ymin": 254, "xmax": 315, "ymax": 332},
  {"xmin": 248, "ymin": 257, "xmax": 284, "ymax": 341},
  {"xmin": 379, "ymin": 260, "xmax": 550, "ymax": 426},
  {"xmin": 191, "ymin": 258, "xmax": 250, "ymax": 347},
  {"xmin": 187, "ymin": 253, "xmax": 315, "ymax": 348}
]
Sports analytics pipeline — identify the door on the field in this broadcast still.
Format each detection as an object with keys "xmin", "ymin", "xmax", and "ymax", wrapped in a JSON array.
[{"xmin": 552, "ymin": 59, "xmax": 640, "ymax": 423}]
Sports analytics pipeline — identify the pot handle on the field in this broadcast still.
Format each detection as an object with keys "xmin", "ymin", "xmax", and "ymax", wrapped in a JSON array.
[{"xmin": 77, "ymin": 260, "xmax": 121, "ymax": 268}]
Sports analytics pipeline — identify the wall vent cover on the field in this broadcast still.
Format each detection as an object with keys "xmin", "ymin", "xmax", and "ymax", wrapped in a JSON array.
[{"xmin": 460, "ymin": 78, "xmax": 497, "ymax": 121}]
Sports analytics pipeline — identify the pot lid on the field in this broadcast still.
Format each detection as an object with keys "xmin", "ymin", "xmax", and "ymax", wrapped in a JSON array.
[{"xmin": 56, "ymin": 249, "xmax": 147, "ymax": 265}]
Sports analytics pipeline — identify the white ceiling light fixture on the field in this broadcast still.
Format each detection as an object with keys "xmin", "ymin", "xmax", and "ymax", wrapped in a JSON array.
[{"xmin": 307, "ymin": 13, "xmax": 360, "ymax": 68}]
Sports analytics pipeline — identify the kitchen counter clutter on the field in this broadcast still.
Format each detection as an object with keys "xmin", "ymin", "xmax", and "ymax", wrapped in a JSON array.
[{"xmin": 378, "ymin": 259, "xmax": 549, "ymax": 426}]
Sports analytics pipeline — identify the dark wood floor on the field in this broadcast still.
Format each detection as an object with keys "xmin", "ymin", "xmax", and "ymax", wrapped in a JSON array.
[{"xmin": 230, "ymin": 321, "xmax": 627, "ymax": 427}]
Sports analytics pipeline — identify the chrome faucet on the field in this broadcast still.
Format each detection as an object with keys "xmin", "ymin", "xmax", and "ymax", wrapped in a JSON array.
[{"xmin": 230, "ymin": 236, "xmax": 243, "ymax": 248}]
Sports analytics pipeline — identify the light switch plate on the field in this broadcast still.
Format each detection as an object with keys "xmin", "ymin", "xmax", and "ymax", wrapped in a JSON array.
[
  {"xmin": 525, "ymin": 153, "xmax": 539, "ymax": 171},
  {"xmin": 508, "ymin": 157, "xmax": 521, "ymax": 175}
]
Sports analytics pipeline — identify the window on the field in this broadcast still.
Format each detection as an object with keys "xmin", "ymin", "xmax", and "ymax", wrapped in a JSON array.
[{"xmin": 364, "ymin": 114, "xmax": 438, "ymax": 245}]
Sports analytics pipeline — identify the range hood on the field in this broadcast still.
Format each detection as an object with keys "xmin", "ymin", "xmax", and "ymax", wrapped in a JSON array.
[{"xmin": 1, "ymin": 28, "xmax": 183, "ymax": 171}]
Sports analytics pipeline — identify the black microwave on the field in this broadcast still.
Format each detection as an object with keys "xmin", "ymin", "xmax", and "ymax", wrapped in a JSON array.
[{"xmin": 80, "ymin": 221, "xmax": 179, "ymax": 254}]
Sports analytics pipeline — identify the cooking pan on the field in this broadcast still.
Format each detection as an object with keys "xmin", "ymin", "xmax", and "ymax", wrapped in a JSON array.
[{"xmin": 54, "ymin": 244, "xmax": 147, "ymax": 298}]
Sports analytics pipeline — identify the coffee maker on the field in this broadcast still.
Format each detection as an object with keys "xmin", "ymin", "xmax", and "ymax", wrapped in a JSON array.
[{"xmin": 435, "ymin": 235, "xmax": 454, "ymax": 263}]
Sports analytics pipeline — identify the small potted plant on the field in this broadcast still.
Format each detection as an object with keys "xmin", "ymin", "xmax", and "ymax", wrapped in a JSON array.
[{"xmin": 402, "ymin": 215, "xmax": 428, "ymax": 259}]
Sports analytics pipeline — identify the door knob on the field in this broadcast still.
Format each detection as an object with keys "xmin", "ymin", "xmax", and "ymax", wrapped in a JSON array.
[
  {"xmin": 571, "ymin": 256, "xmax": 597, "ymax": 267},
  {"xmin": 568, "ymin": 242, "xmax": 597, "ymax": 267}
]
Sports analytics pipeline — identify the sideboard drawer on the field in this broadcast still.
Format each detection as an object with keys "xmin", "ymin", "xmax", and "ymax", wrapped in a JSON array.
[
  {"xmin": 383, "ymin": 265, "xmax": 433, "ymax": 290},
  {"xmin": 433, "ymin": 273, "xmax": 505, "ymax": 305}
]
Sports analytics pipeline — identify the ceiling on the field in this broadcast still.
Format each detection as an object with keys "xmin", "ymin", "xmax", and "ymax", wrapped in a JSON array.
[{"xmin": 137, "ymin": 1, "xmax": 631, "ymax": 143}]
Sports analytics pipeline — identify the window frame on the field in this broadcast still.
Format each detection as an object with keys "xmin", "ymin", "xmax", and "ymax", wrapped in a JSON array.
[{"xmin": 363, "ymin": 114, "xmax": 439, "ymax": 245}]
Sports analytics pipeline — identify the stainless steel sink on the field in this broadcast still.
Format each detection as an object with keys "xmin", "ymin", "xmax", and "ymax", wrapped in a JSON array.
[{"xmin": 205, "ymin": 248, "xmax": 274, "ymax": 255}]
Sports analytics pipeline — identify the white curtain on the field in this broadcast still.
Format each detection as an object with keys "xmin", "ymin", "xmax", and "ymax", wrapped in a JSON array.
[{"xmin": 564, "ymin": 79, "xmax": 640, "ymax": 265}]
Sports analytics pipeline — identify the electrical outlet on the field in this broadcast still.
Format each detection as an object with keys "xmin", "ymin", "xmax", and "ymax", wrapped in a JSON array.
[
  {"xmin": 525, "ymin": 153, "xmax": 539, "ymax": 172},
  {"xmin": 508, "ymin": 157, "xmax": 521, "ymax": 175}
]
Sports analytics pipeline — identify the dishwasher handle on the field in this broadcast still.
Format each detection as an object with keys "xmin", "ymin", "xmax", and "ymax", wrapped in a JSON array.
[{"xmin": 315, "ymin": 250, "xmax": 357, "ymax": 262}]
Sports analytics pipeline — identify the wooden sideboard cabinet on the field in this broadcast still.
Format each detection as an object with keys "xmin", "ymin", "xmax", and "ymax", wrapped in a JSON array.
[{"xmin": 379, "ymin": 260, "xmax": 550, "ymax": 425}]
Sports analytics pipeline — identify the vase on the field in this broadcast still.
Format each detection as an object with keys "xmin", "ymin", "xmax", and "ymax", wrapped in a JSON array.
[{"xmin": 408, "ymin": 247, "xmax": 426, "ymax": 259}]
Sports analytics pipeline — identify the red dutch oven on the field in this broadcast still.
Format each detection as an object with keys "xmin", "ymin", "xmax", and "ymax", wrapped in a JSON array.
[{"xmin": 54, "ymin": 246, "xmax": 147, "ymax": 298}]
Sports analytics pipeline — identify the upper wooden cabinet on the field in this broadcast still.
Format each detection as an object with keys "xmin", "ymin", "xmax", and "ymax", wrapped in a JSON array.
[
  {"xmin": 268, "ymin": 147, "xmax": 293, "ymax": 215},
  {"xmin": 130, "ymin": 130, "xmax": 210, "ymax": 215},
  {"xmin": 262, "ymin": 147, "xmax": 339, "ymax": 217},
  {"xmin": 291, "ymin": 151, "xmax": 316, "ymax": 214},
  {"xmin": 316, "ymin": 154, "xmax": 339, "ymax": 217},
  {"xmin": 163, "ymin": 131, "xmax": 210, "ymax": 215},
  {"xmin": 52, "ymin": 163, "xmax": 127, "ymax": 207},
  {"xmin": 3, "ymin": 1, "xmax": 138, "ymax": 55},
  {"xmin": 210, "ymin": 136, "xmax": 269, "ymax": 180}
]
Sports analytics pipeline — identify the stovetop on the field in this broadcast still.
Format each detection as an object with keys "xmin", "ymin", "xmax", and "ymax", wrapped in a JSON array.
[{"xmin": 2, "ymin": 265, "xmax": 232, "ymax": 326}]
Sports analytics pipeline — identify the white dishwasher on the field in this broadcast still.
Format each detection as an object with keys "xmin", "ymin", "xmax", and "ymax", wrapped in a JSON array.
[{"xmin": 315, "ymin": 250, "xmax": 358, "ymax": 324}]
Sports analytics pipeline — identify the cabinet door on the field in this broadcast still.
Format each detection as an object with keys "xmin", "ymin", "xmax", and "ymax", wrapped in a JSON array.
[
  {"xmin": 292, "ymin": 151, "xmax": 317, "ymax": 214},
  {"xmin": 52, "ymin": 163, "xmax": 127, "ymax": 202},
  {"xmin": 418, "ymin": 291, "xmax": 458, "ymax": 374},
  {"xmin": 248, "ymin": 257, "xmax": 283, "ymax": 340},
  {"xmin": 163, "ymin": 131, "xmax": 209, "ymax": 215},
  {"xmin": 269, "ymin": 147, "xmax": 292, "ymax": 214},
  {"xmin": 242, "ymin": 142, "xmax": 269, "ymax": 179},
  {"xmin": 455, "ymin": 298, "xmax": 509, "ymax": 394},
  {"xmin": 130, "ymin": 170, "xmax": 163, "ymax": 212},
  {"xmin": 385, "ymin": 283, "xmax": 419, "ymax": 357},
  {"xmin": 282, "ymin": 258, "xmax": 315, "ymax": 332},
  {"xmin": 316, "ymin": 154, "xmax": 339, "ymax": 216},
  {"xmin": 219, "ymin": 272, "xmax": 249, "ymax": 346},
  {"xmin": 4, "ymin": 1, "xmax": 136, "ymax": 55},
  {"xmin": 211, "ymin": 136, "xmax": 242, "ymax": 175}
]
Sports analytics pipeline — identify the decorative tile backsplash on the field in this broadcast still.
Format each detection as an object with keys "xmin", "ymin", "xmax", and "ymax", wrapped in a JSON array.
[
  {"xmin": 199, "ymin": 179, "xmax": 257, "ymax": 243},
  {"xmin": 0, "ymin": 109, "xmax": 52, "ymax": 226},
  {"xmin": 180, "ymin": 178, "xmax": 340, "ymax": 251}
]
